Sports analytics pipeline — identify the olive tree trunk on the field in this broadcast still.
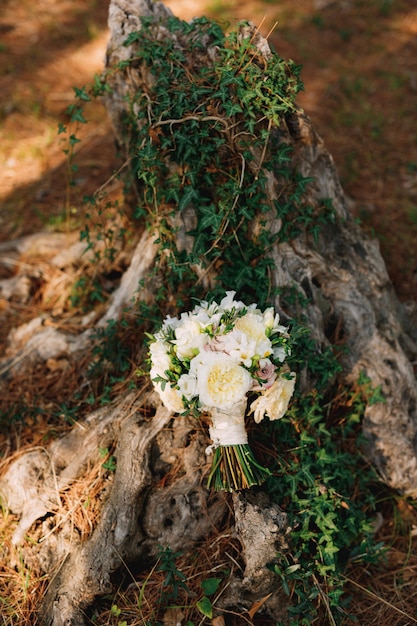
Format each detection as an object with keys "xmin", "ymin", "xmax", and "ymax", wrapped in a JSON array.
[{"xmin": 1, "ymin": 1, "xmax": 417, "ymax": 624}]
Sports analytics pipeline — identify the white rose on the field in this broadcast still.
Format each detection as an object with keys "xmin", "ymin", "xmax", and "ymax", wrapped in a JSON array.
[
  {"xmin": 177, "ymin": 373, "xmax": 198, "ymax": 400},
  {"xmin": 157, "ymin": 383, "xmax": 184, "ymax": 413},
  {"xmin": 250, "ymin": 374, "xmax": 296, "ymax": 423},
  {"xmin": 195, "ymin": 353, "xmax": 252, "ymax": 409},
  {"xmin": 273, "ymin": 345, "xmax": 287, "ymax": 362},
  {"xmin": 149, "ymin": 339, "xmax": 172, "ymax": 376},
  {"xmin": 150, "ymin": 366, "xmax": 184, "ymax": 413},
  {"xmin": 174, "ymin": 315, "xmax": 207, "ymax": 360}
]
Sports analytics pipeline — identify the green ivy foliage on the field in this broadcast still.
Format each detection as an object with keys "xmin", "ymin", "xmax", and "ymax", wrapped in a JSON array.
[{"xmin": 110, "ymin": 15, "xmax": 317, "ymax": 309}]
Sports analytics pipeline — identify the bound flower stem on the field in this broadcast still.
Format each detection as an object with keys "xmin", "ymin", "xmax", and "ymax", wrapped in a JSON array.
[
  {"xmin": 206, "ymin": 400, "xmax": 271, "ymax": 491},
  {"xmin": 207, "ymin": 443, "xmax": 271, "ymax": 491}
]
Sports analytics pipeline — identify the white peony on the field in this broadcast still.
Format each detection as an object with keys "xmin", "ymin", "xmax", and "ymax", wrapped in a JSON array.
[
  {"xmin": 250, "ymin": 373, "xmax": 296, "ymax": 423},
  {"xmin": 195, "ymin": 352, "xmax": 252, "ymax": 409}
]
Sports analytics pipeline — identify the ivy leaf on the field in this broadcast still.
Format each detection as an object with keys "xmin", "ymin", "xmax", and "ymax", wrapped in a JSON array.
[
  {"xmin": 201, "ymin": 577, "xmax": 221, "ymax": 596},
  {"xmin": 178, "ymin": 185, "xmax": 198, "ymax": 212},
  {"xmin": 73, "ymin": 86, "xmax": 91, "ymax": 102},
  {"xmin": 196, "ymin": 596, "xmax": 213, "ymax": 618}
]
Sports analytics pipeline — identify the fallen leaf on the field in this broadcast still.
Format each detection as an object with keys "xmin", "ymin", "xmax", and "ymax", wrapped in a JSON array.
[{"xmin": 247, "ymin": 593, "xmax": 273, "ymax": 619}]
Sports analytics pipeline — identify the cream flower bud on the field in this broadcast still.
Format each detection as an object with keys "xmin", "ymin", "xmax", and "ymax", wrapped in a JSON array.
[
  {"xmin": 263, "ymin": 307, "xmax": 276, "ymax": 330},
  {"xmin": 273, "ymin": 345, "xmax": 287, "ymax": 362},
  {"xmin": 252, "ymin": 358, "xmax": 277, "ymax": 391}
]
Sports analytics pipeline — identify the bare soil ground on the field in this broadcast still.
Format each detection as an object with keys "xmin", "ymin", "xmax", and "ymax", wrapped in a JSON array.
[{"xmin": 1, "ymin": 0, "xmax": 417, "ymax": 624}]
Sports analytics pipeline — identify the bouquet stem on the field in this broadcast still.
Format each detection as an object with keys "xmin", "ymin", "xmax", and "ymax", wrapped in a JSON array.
[
  {"xmin": 207, "ymin": 443, "xmax": 271, "ymax": 491},
  {"xmin": 206, "ymin": 400, "xmax": 271, "ymax": 491}
]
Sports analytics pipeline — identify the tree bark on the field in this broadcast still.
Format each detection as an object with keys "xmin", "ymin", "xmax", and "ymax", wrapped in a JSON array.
[
  {"xmin": 102, "ymin": 0, "xmax": 417, "ymax": 495},
  {"xmin": 1, "ymin": 1, "xmax": 417, "ymax": 624}
]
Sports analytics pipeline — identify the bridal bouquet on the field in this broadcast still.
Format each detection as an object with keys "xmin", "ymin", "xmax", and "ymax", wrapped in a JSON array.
[{"xmin": 148, "ymin": 291, "xmax": 296, "ymax": 491}]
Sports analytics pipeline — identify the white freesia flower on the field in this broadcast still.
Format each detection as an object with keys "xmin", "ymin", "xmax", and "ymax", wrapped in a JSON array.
[
  {"xmin": 263, "ymin": 308, "xmax": 288, "ymax": 336},
  {"xmin": 219, "ymin": 290, "xmax": 245, "ymax": 312},
  {"xmin": 193, "ymin": 303, "xmax": 222, "ymax": 330},
  {"xmin": 177, "ymin": 373, "xmax": 198, "ymax": 400},
  {"xmin": 222, "ymin": 330, "xmax": 257, "ymax": 367},
  {"xmin": 262, "ymin": 307, "xmax": 276, "ymax": 330},
  {"xmin": 161, "ymin": 315, "xmax": 181, "ymax": 332},
  {"xmin": 250, "ymin": 373, "xmax": 296, "ymax": 423},
  {"xmin": 234, "ymin": 312, "xmax": 272, "ymax": 359},
  {"xmin": 195, "ymin": 352, "xmax": 252, "ymax": 409}
]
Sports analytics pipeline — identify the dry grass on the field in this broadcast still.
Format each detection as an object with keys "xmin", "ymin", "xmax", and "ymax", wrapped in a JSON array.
[
  {"xmin": 81, "ymin": 519, "xmax": 282, "ymax": 626},
  {"xmin": 0, "ymin": 449, "xmax": 113, "ymax": 625}
]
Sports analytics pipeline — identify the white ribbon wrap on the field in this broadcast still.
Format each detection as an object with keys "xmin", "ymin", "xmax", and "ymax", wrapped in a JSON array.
[{"xmin": 206, "ymin": 398, "xmax": 248, "ymax": 454}]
